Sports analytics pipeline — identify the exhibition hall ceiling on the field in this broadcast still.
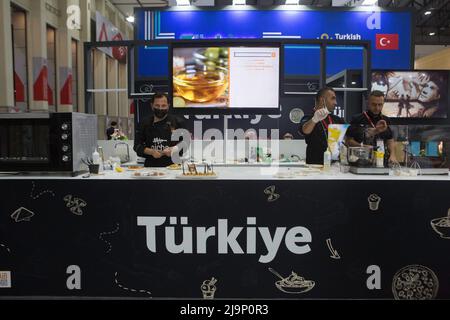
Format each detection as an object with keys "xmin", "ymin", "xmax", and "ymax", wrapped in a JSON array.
[{"xmin": 110, "ymin": 0, "xmax": 450, "ymax": 44}]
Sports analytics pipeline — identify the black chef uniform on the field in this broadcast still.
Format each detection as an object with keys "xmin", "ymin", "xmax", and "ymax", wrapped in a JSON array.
[
  {"xmin": 300, "ymin": 114, "xmax": 345, "ymax": 165},
  {"xmin": 345, "ymin": 111, "xmax": 393, "ymax": 147},
  {"xmin": 134, "ymin": 114, "xmax": 186, "ymax": 167}
]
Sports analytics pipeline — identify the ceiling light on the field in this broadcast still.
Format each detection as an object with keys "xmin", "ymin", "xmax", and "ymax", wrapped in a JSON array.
[
  {"xmin": 424, "ymin": 11, "xmax": 432, "ymax": 15},
  {"xmin": 126, "ymin": 15, "xmax": 135, "ymax": 23},
  {"xmin": 233, "ymin": 0, "xmax": 246, "ymax": 4},
  {"xmin": 429, "ymin": 32, "xmax": 436, "ymax": 36},
  {"xmin": 176, "ymin": 0, "xmax": 191, "ymax": 5},
  {"xmin": 285, "ymin": 0, "xmax": 299, "ymax": 4},
  {"xmin": 361, "ymin": 0, "xmax": 378, "ymax": 5}
]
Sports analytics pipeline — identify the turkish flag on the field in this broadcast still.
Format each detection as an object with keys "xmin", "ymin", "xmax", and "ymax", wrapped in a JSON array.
[{"xmin": 376, "ymin": 34, "xmax": 399, "ymax": 50}]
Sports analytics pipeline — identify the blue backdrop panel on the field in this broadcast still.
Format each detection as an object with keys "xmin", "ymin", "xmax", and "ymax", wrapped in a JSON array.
[{"xmin": 136, "ymin": 9, "xmax": 412, "ymax": 78}]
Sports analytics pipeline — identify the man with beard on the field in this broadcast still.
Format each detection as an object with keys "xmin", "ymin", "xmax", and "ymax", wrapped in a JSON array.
[
  {"xmin": 345, "ymin": 90, "xmax": 397, "ymax": 164},
  {"xmin": 134, "ymin": 92, "xmax": 186, "ymax": 167},
  {"xmin": 300, "ymin": 87, "xmax": 346, "ymax": 165}
]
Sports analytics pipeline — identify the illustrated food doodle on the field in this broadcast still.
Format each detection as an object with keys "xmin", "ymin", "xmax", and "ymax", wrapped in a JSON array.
[
  {"xmin": 269, "ymin": 268, "xmax": 315, "ymax": 294},
  {"xmin": 368, "ymin": 194, "xmax": 381, "ymax": 211},
  {"xmin": 201, "ymin": 277, "xmax": 217, "ymax": 299},
  {"xmin": 264, "ymin": 186, "xmax": 280, "ymax": 202},
  {"xmin": 30, "ymin": 181, "xmax": 55, "ymax": 200},
  {"xmin": 10, "ymin": 207, "xmax": 35, "ymax": 222},
  {"xmin": 114, "ymin": 272, "xmax": 151, "ymax": 297},
  {"xmin": 430, "ymin": 208, "xmax": 450, "ymax": 239},
  {"xmin": 392, "ymin": 265, "xmax": 439, "ymax": 300},
  {"xmin": 63, "ymin": 195, "xmax": 87, "ymax": 216},
  {"xmin": 99, "ymin": 223, "xmax": 120, "ymax": 254}
]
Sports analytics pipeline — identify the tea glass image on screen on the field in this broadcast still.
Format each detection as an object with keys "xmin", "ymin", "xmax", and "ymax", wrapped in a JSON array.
[
  {"xmin": 371, "ymin": 71, "xmax": 448, "ymax": 118},
  {"xmin": 172, "ymin": 46, "xmax": 280, "ymax": 109}
]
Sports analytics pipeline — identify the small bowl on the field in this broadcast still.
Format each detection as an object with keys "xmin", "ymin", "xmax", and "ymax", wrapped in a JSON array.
[
  {"xmin": 430, "ymin": 217, "xmax": 450, "ymax": 239},
  {"xmin": 173, "ymin": 69, "xmax": 227, "ymax": 103}
]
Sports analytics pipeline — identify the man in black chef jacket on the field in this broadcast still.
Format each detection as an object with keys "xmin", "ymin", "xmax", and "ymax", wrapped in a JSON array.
[
  {"xmin": 299, "ymin": 87, "xmax": 345, "ymax": 165},
  {"xmin": 345, "ymin": 90, "xmax": 397, "ymax": 163},
  {"xmin": 134, "ymin": 92, "xmax": 186, "ymax": 167}
]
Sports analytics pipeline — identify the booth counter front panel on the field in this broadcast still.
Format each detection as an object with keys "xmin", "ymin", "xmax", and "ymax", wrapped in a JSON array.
[{"xmin": 0, "ymin": 169, "xmax": 449, "ymax": 299}]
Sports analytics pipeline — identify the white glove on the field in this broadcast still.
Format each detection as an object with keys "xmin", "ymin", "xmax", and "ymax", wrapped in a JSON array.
[{"xmin": 312, "ymin": 108, "xmax": 329, "ymax": 123}]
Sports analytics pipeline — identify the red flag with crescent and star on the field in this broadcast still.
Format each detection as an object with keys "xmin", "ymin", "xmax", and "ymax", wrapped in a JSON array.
[{"xmin": 375, "ymin": 34, "xmax": 399, "ymax": 50}]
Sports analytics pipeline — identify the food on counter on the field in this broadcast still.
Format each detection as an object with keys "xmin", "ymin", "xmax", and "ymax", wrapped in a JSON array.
[
  {"xmin": 127, "ymin": 165, "xmax": 143, "ymax": 170},
  {"xmin": 133, "ymin": 171, "xmax": 166, "ymax": 177},
  {"xmin": 167, "ymin": 163, "xmax": 182, "ymax": 170},
  {"xmin": 180, "ymin": 162, "xmax": 217, "ymax": 177},
  {"xmin": 183, "ymin": 171, "xmax": 217, "ymax": 177},
  {"xmin": 115, "ymin": 167, "xmax": 124, "ymax": 173}
]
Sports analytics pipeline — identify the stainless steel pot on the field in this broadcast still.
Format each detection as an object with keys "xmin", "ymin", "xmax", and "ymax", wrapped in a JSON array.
[{"xmin": 347, "ymin": 146, "xmax": 374, "ymax": 167}]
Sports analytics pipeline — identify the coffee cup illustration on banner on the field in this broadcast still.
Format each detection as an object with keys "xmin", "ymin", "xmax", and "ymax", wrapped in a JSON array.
[{"xmin": 368, "ymin": 194, "xmax": 381, "ymax": 211}]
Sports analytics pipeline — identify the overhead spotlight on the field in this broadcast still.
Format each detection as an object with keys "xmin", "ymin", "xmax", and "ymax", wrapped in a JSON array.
[
  {"xmin": 424, "ymin": 11, "xmax": 432, "ymax": 15},
  {"xmin": 285, "ymin": 0, "xmax": 299, "ymax": 4},
  {"xmin": 361, "ymin": 0, "xmax": 378, "ymax": 5},
  {"xmin": 233, "ymin": 0, "xmax": 246, "ymax": 5},
  {"xmin": 126, "ymin": 15, "xmax": 135, "ymax": 23},
  {"xmin": 176, "ymin": 0, "xmax": 191, "ymax": 5},
  {"xmin": 429, "ymin": 32, "xmax": 436, "ymax": 36}
]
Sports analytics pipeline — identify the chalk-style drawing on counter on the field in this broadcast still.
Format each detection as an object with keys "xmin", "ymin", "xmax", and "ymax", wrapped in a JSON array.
[
  {"xmin": 99, "ymin": 223, "xmax": 120, "ymax": 253},
  {"xmin": 63, "ymin": 195, "xmax": 87, "ymax": 216},
  {"xmin": 430, "ymin": 208, "xmax": 450, "ymax": 239},
  {"xmin": 10, "ymin": 207, "xmax": 35, "ymax": 222},
  {"xmin": 0, "ymin": 244, "xmax": 11, "ymax": 254},
  {"xmin": 30, "ymin": 181, "xmax": 55, "ymax": 200},
  {"xmin": 326, "ymin": 238, "xmax": 341, "ymax": 259},
  {"xmin": 268, "ymin": 268, "xmax": 315, "ymax": 294},
  {"xmin": 392, "ymin": 265, "xmax": 439, "ymax": 300},
  {"xmin": 201, "ymin": 277, "xmax": 217, "ymax": 299},
  {"xmin": 114, "ymin": 272, "xmax": 152, "ymax": 297},
  {"xmin": 368, "ymin": 194, "xmax": 381, "ymax": 211},
  {"xmin": 264, "ymin": 186, "xmax": 280, "ymax": 202}
]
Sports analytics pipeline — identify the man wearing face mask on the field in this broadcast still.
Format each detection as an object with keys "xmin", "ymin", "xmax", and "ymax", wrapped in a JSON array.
[
  {"xmin": 133, "ymin": 92, "xmax": 186, "ymax": 167},
  {"xmin": 299, "ymin": 87, "xmax": 346, "ymax": 165}
]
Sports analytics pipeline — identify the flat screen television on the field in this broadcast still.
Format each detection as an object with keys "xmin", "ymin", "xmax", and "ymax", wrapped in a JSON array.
[
  {"xmin": 169, "ymin": 40, "xmax": 282, "ymax": 114},
  {"xmin": 371, "ymin": 70, "xmax": 449, "ymax": 119}
]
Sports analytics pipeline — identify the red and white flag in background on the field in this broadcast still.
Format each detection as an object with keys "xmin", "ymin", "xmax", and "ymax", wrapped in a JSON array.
[{"xmin": 375, "ymin": 34, "xmax": 399, "ymax": 50}]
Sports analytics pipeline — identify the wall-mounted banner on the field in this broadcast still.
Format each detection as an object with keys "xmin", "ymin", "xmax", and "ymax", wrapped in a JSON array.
[
  {"xmin": 96, "ymin": 11, "xmax": 127, "ymax": 63},
  {"xmin": 136, "ymin": 8, "xmax": 412, "ymax": 78}
]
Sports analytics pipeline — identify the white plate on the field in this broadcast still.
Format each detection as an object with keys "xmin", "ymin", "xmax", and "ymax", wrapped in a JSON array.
[{"xmin": 175, "ymin": 174, "xmax": 218, "ymax": 180}]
